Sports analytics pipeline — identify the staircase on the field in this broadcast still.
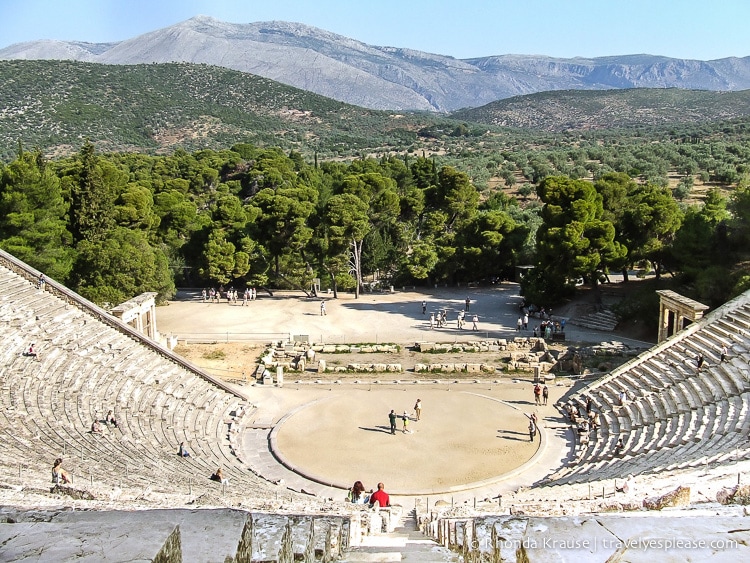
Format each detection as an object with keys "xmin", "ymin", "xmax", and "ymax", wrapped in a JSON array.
[
  {"xmin": 567, "ymin": 308, "xmax": 619, "ymax": 332},
  {"xmin": 343, "ymin": 509, "xmax": 457, "ymax": 562}
]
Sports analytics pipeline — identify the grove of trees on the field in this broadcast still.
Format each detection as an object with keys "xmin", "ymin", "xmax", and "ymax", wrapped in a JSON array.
[{"xmin": 2, "ymin": 139, "xmax": 750, "ymax": 319}]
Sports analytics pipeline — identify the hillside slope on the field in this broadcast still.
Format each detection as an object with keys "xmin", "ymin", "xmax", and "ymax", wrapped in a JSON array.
[
  {"xmin": 451, "ymin": 88, "xmax": 750, "ymax": 131},
  {"xmin": 0, "ymin": 60, "xmax": 432, "ymax": 159}
]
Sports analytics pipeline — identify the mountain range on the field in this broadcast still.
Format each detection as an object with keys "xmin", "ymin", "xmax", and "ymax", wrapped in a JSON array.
[{"xmin": 2, "ymin": 15, "xmax": 750, "ymax": 113}]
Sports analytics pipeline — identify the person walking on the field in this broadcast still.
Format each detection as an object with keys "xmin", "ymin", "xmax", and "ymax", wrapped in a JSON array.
[
  {"xmin": 389, "ymin": 410, "xmax": 397, "ymax": 435},
  {"xmin": 720, "ymin": 345, "xmax": 728, "ymax": 363},
  {"xmin": 429, "ymin": 312, "xmax": 435, "ymax": 329},
  {"xmin": 414, "ymin": 399, "xmax": 422, "ymax": 421},
  {"xmin": 402, "ymin": 411, "xmax": 410, "ymax": 434},
  {"xmin": 421, "ymin": 300, "xmax": 427, "ymax": 315},
  {"xmin": 534, "ymin": 384, "xmax": 542, "ymax": 406},
  {"xmin": 465, "ymin": 296, "xmax": 471, "ymax": 311},
  {"xmin": 320, "ymin": 301, "xmax": 327, "ymax": 316},
  {"xmin": 523, "ymin": 313, "xmax": 529, "ymax": 330},
  {"xmin": 542, "ymin": 384, "xmax": 549, "ymax": 406},
  {"xmin": 472, "ymin": 314, "xmax": 478, "ymax": 331},
  {"xmin": 528, "ymin": 419, "xmax": 537, "ymax": 442}
]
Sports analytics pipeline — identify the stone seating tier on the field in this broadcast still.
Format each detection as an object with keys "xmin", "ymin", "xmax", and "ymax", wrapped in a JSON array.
[{"xmin": 0, "ymin": 262, "xmax": 331, "ymax": 509}]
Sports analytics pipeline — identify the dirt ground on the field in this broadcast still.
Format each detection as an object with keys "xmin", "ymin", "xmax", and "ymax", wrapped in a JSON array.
[{"xmin": 164, "ymin": 280, "xmax": 655, "ymax": 383}]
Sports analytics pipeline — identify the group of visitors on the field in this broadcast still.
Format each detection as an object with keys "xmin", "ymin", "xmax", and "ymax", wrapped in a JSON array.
[
  {"xmin": 533, "ymin": 383, "xmax": 549, "ymax": 406},
  {"xmin": 91, "ymin": 410, "xmax": 118, "ymax": 434},
  {"xmin": 562, "ymin": 399, "xmax": 601, "ymax": 445},
  {"xmin": 347, "ymin": 481, "xmax": 390, "ymax": 507},
  {"xmin": 532, "ymin": 319, "xmax": 564, "ymax": 339},
  {"xmin": 201, "ymin": 287, "xmax": 257, "ymax": 304},
  {"xmin": 427, "ymin": 308, "xmax": 479, "ymax": 330},
  {"xmin": 388, "ymin": 399, "xmax": 422, "ymax": 434}
]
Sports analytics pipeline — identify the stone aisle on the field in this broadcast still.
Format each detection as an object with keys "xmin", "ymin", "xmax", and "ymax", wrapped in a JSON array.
[{"xmin": 342, "ymin": 509, "xmax": 458, "ymax": 562}]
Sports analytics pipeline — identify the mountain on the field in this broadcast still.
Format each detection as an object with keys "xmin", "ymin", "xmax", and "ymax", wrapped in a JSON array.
[
  {"xmin": 2, "ymin": 16, "xmax": 750, "ymax": 112},
  {"xmin": 452, "ymin": 88, "xmax": 750, "ymax": 131}
]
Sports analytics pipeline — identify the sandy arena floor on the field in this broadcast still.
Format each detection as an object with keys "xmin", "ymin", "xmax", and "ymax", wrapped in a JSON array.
[{"xmin": 155, "ymin": 285, "xmax": 621, "ymax": 496}]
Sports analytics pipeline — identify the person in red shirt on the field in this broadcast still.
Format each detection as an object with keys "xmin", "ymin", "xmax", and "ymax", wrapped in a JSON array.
[{"xmin": 369, "ymin": 482, "xmax": 390, "ymax": 508}]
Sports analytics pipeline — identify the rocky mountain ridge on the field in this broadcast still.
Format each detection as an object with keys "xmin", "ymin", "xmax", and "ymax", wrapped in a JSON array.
[{"xmin": 2, "ymin": 15, "xmax": 750, "ymax": 112}]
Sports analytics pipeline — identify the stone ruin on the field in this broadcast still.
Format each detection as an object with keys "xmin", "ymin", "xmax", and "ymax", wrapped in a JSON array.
[{"xmin": 255, "ymin": 337, "xmax": 644, "ymax": 380}]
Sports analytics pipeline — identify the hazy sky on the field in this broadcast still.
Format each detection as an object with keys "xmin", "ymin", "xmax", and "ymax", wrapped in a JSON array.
[{"xmin": 1, "ymin": 0, "xmax": 748, "ymax": 60}]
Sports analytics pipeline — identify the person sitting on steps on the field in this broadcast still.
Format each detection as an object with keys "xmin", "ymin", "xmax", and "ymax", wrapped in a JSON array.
[
  {"xmin": 178, "ymin": 442, "xmax": 190, "ymax": 457},
  {"xmin": 347, "ymin": 480, "xmax": 369, "ymax": 504},
  {"xmin": 368, "ymin": 482, "xmax": 390, "ymax": 508},
  {"xmin": 52, "ymin": 458, "xmax": 71, "ymax": 485},
  {"xmin": 211, "ymin": 467, "xmax": 228, "ymax": 485}
]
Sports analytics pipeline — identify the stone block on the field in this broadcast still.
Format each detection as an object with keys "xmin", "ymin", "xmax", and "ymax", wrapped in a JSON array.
[
  {"xmin": 317, "ymin": 360, "xmax": 326, "ymax": 373},
  {"xmin": 418, "ymin": 342, "xmax": 435, "ymax": 352},
  {"xmin": 386, "ymin": 364, "xmax": 402, "ymax": 372},
  {"xmin": 717, "ymin": 484, "xmax": 750, "ymax": 505},
  {"xmin": 643, "ymin": 486, "xmax": 691, "ymax": 510},
  {"xmin": 322, "ymin": 345, "xmax": 336, "ymax": 353},
  {"xmin": 466, "ymin": 363, "xmax": 482, "ymax": 373},
  {"xmin": 373, "ymin": 364, "xmax": 387, "ymax": 372}
]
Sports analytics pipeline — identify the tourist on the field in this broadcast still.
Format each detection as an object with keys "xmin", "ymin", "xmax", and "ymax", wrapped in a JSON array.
[
  {"xmin": 211, "ymin": 468, "xmax": 229, "ymax": 485},
  {"xmin": 523, "ymin": 313, "xmax": 529, "ymax": 330},
  {"xmin": 414, "ymin": 399, "xmax": 422, "ymax": 421},
  {"xmin": 348, "ymin": 480, "xmax": 369, "ymax": 504},
  {"xmin": 720, "ymin": 345, "xmax": 728, "ymax": 363},
  {"xmin": 37, "ymin": 273, "xmax": 46, "ymax": 290},
  {"xmin": 429, "ymin": 312, "xmax": 435, "ymax": 329},
  {"xmin": 402, "ymin": 411, "xmax": 410, "ymax": 433},
  {"xmin": 91, "ymin": 420, "xmax": 103, "ymax": 434},
  {"xmin": 472, "ymin": 314, "xmax": 478, "ymax": 331},
  {"xmin": 533, "ymin": 384, "xmax": 542, "ymax": 406},
  {"xmin": 696, "ymin": 353, "xmax": 705, "ymax": 370},
  {"xmin": 178, "ymin": 442, "xmax": 190, "ymax": 457},
  {"xmin": 106, "ymin": 410, "xmax": 118, "ymax": 428},
  {"xmin": 590, "ymin": 412, "xmax": 600, "ymax": 435},
  {"xmin": 618, "ymin": 390, "xmax": 627, "ymax": 406},
  {"xmin": 615, "ymin": 438, "xmax": 624, "ymax": 454},
  {"xmin": 465, "ymin": 296, "xmax": 471, "ymax": 311},
  {"xmin": 369, "ymin": 482, "xmax": 391, "ymax": 507},
  {"xmin": 23, "ymin": 343, "xmax": 38, "ymax": 358},
  {"xmin": 389, "ymin": 410, "xmax": 397, "ymax": 435},
  {"xmin": 421, "ymin": 300, "xmax": 426, "ymax": 315},
  {"xmin": 542, "ymin": 385, "xmax": 549, "ymax": 405},
  {"xmin": 516, "ymin": 317, "xmax": 522, "ymax": 331},
  {"xmin": 320, "ymin": 301, "xmax": 326, "ymax": 316},
  {"xmin": 586, "ymin": 396, "xmax": 593, "ymax": 414},
  {"xmin": 528, "ymin": 418, "xmax": 537, "ymax": 442},
  {"xmin": 52, "ymin": 458, "xmax": 71, "ymax": 485}
]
